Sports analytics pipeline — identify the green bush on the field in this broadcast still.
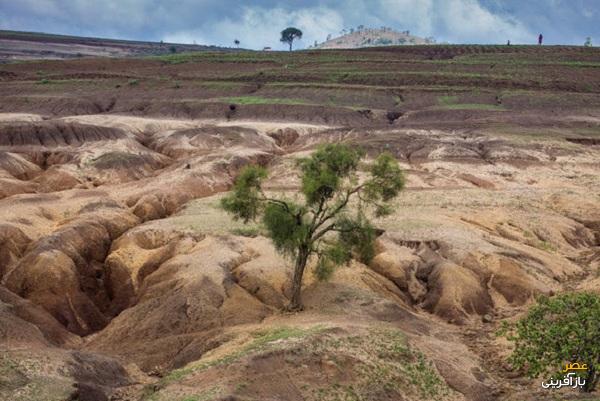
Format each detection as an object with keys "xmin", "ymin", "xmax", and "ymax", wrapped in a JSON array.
[{"xmin": 501, "ymin": 292, "xmax": 600, "ymax": 392}]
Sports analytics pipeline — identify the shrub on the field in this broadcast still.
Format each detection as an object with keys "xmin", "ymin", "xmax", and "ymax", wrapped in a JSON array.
[{"xmin": 501, "ymin": 292, "xmax": 600, "ymax": 392}]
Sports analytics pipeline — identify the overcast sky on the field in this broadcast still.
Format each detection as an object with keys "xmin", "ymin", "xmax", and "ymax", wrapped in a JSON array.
[{"xmin": 0, "ymin": 0, "xmax": 598, "ymax": 49}]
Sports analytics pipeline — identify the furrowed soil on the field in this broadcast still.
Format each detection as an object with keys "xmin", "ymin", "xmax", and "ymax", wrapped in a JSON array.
[{"xmin": 0, "ymin": 45, "xmax": 599, "ymax": 401}]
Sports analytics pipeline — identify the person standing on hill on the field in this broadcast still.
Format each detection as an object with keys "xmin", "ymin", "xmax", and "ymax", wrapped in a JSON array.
[{"xmin": 538, "ymin": 34, "xmax": 543, "ymax": 45}]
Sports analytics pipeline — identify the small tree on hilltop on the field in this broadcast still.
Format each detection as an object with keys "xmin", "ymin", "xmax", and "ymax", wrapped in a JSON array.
[
  {"xmin": 234, "ymin": 39, "xmax": 240, "ymax": 48},
  {"xmin": 280, "ymin": 27, "xmax": 303, "ymax": 51},
  {"xmin": 501, "ymin": 292, "xmax": 600, "ymax": 392},
  {"xmin": 221, "ymin": 144, "xmax": 404, "ymax": 311}
]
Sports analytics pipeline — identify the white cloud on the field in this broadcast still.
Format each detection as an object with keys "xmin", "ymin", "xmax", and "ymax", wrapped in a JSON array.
[
  {"xmin": 164, "ymin": 6, "xmax": 344, "ymax": 49},
  {"xmin": 582, "ymin": 8, "xmax": 594, "ymax": 18},
  {"xmin": 162, "ymin": 0, "xmax": 533, "ymax": 49},
  {"xmin": 436, "ymin": 0, "xmax": 533, "ymax": 43},
  {"xmin": 163, "ymin": 31, "xmax": 210, "ymax": 45},
  {"xmin": 377, "ymin": 0, "xmax": 435, "ymax": 36},
  {"xmin": 2, "ymin": 0, "xmax": 577, "ymax": 47}
]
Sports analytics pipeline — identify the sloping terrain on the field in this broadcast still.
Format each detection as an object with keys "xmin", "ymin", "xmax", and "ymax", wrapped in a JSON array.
[
  {"xmin": 0, "ymin": 30, "xmax": 235, "ymax": 62},
  {"xmin": 314, "ymin": 28, "xmax": 434, "ymax": 49},
  {"xmin": 0, "ymin": 46, "xmax": 599, "ymax": 401}
]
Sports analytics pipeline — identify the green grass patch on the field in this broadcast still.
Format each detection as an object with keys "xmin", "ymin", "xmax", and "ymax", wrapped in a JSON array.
[
  {"xmin": 31, "ymin": 78, "xmax": 110, "ymax": 87},
  {"xmin": 536, "ymin": 240, "xmax": 556, "ymax": 253},
  {"xmin": 219, "ymin": 96, "xmax": 313, "ymax": 106},
  {"xmin": 154, "ymin": 51, "xmax": 281, "ymax": 65},
  {"xmin": 437, "ymin": 103, "xmax": 506, "ymax": 111},
  {"xmin": 437, "ymin": 95, "xmax": 459, "ymax": 105},
  {"xmin": 179, "ymin": 387, "xmax": 223, "ymax": 401},
  {"xmin": 152, "ymin": 50, "xmax": 381, "ymax": 66},
  {"xmin": 230, "ymin": 227, "xmax": 261, "ymax": 237},
  {"xmin": 199, "ymin": 81, "xmax": 245, "ymax": 89},
  {"xmin": 449, "ymin": 56, "xmax": 600, "ymax": 69}
]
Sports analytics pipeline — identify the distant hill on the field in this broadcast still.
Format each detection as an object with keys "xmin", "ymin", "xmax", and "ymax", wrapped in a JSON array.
[
  {"xmin": 0, "ymin": 30, "xmax": 237, "ymax": 62},
  {"xmin": 313, "ymin": 27, "xmax": 435, "ymax": 49}
]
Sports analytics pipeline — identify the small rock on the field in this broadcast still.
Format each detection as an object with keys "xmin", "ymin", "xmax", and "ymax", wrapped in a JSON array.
[{"xmin": 482, "ymin": 314, "xmax": 493, "ymax": 323}]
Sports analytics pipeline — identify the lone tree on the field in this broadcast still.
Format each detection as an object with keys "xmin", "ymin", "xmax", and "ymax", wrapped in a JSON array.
[
  {"xmin": 502, "ymin": 292, "xmax": 600, "ymax": 392},
  {"xmin": 234, "ymin": 39, "xmax": 240, "ymax": 48},
  {"xmin": 221, "ymin": 144, "xmax": 404, "ymax": 311},
  {"xmin": 280, "ymin": 27, "xmax": 303, "ymax": 51}
]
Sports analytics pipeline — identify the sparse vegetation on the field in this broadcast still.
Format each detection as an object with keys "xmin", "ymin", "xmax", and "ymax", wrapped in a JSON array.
[
  {"xmin": 157, "ymin": 325, "xmax": 326, "ymax": 387},
  {"xmin": 436, "ymin": 96, "xmax": 506, "ymax": 111},
  {"xmin": 439, "ymin": 103, "xmax": 506, "ymax": 111},
  {"xmin": 145, "ymin": 326, "xmax": 450, "ymax": 401},
  {"xmin": 535, "ymin": 240, "xmax": 556, "ymax": 252},
  {"xmin": 218, "ymin": 96, "xmax": 312, "ymax": 106},
  {"xmin": 303, "ymin": 328, "xmax": 450, "ymax": 400},
  {"xmin": 437, "ymin": 95, "xmax": 459, "ymax": 105},
  {"xmin": 230, "ymin": 226, "xmax": 260, "ymax": 237}
]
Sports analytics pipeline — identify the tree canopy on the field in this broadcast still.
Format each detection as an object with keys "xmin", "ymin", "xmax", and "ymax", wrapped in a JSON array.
[
  {"xmin": 502, "ymin": 292, "xmax": 600, "ymax": 392},
  {"xmin": 221, "ymin": 143, "xmax": 404, "ymax": 310},
  {"xmin": 280, "ymin": 27, "xmax": 303, "ymax": 51}
]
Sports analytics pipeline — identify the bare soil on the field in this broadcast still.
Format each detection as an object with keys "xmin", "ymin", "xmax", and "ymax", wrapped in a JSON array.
[{"xmin": 0, "ymin": 45, "xmax": 599, "ymax": 401}]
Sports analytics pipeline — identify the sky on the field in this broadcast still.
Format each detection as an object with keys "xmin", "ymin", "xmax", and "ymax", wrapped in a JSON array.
[{"xmin": 0, "ymin": 0, "xmax": 598, "ymax": 49}]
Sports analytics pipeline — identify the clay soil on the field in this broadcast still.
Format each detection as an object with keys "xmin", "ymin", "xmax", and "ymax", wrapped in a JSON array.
[{"xmin": 0, "ymin": 45, "xmax": 599, "ymax": 401}]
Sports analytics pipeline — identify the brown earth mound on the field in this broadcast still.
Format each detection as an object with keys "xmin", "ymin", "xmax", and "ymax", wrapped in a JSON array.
[
  {"xmin": 2, "ymin": 208, "xmax": 139, "ymax": 335},
  {"xmin": 0, "ymin": 44, "xmax": 599, "ymax": 401},
  {"xmin": 0, "ymin": 120, "xmax": 126, "ymax": 147}
]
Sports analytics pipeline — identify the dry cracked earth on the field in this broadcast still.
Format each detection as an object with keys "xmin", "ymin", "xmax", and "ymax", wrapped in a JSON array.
[{"xmin": 0, "ymin": 45, "xmax": 599, "ymax": 401}]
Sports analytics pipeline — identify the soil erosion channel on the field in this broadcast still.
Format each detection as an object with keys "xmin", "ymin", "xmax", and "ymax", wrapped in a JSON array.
[{"xmin": 0, "ymin": 45, "xmax": 599, "ymax": 401}]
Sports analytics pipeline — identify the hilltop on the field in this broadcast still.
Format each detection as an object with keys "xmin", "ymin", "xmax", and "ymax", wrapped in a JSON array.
[{"xmin": 314, "ymin": 27, "xmax": 435, "ymax": 49}]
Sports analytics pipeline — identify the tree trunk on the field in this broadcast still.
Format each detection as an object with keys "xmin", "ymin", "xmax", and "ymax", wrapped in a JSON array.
[
  {"xmin": 289, "ymin": 42, "xmax": 293, "ymax": 52},
  {"xmin": 287, "ymin": 245, "xmax": 309, "ymax": 311}
]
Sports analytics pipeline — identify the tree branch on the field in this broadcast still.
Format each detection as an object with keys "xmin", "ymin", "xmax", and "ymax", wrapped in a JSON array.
[
  {"xmin": 258, "ymin": 189, "xmax": 294, "ymax": 215},
  {"xmin": 312, "ymin": 222, "xmax": 337, "ymax": 242},
  {"xmin": 314, "ymin": 184, "xmax": 364, "ymax": 231},
  {"xmin": 309, "ymin": 196, "xmax": 328, "ymax": 234}
]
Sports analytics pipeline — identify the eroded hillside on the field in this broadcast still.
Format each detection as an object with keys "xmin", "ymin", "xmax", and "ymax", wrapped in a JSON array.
[{"xmin": 0, "ymin": 46, "xmax": 599, "ymax": 401}]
